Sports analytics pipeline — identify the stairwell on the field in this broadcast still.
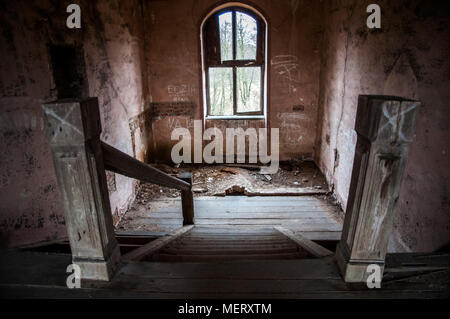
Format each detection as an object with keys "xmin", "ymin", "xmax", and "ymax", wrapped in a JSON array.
[{"xmin": 143, "ymin": 227, "xmax": 315, "ymax": 262}]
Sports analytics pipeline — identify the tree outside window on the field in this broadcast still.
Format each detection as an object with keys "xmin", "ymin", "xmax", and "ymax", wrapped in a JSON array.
[{"xmin": 203, "ymin": 7, "xmax": 266, "ymax": 117}]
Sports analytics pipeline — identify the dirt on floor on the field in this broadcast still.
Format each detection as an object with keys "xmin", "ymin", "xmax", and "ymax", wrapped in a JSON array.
[
  {"xmin": 116, "ymin": 161, "xmax": 345, "ymax": 231},
  {"xmin": 133, "ymin": 160, "xmax": 329, "ymax": 203}
]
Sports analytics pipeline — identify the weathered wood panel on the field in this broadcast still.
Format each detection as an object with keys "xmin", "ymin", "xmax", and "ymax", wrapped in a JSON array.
[
  {"xmin": 42, "ymin": 98, "xmax": 120, "ymax": 281},
  {"xmin": 123, "ymin": 196, "xmax": 343, "ymax": 237},
  {"xmin": 102, "ymin": 142, "xmax": 190, "ymax": 191},
  {"xmin": 336, "ymin": 96, "xmax": 420, "ymax": 283},
  {"xmin": 122, "ymin": 225, "xmax": 194, "ymax": 261},
  {"xmin": 275, "ymin": 226, "xmax": 333, "ymax": 258},
  {"xmin": 1, "ymin": 250, "xmax": 449, "ymax": 298}
]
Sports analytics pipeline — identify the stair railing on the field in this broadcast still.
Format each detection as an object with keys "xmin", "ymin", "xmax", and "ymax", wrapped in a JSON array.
[{"xmin": 42, "ymin": 97, "xmax": 194, "ymax": 281}]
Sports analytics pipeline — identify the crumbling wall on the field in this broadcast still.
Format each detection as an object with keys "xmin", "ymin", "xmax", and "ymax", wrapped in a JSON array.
[
  {"xmin": 315, "ymin": 0, "xmax": 450, "ymax": 252},
  {"xmin": 144, "ymin": 0, "xmax": 323, "ymax": 162},
  {"xmin": 0, "ymin": 0, "xmax": 148, "ymax": 246}
]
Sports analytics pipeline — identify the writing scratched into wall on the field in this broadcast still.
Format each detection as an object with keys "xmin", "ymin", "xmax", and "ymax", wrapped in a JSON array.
[
  {"xmin": 168, "ymin": 84, "xmax": 197, "ymax": 102},
  {"xmin": 168, "ymin": 117, "xmax": 194, "ymax": 130},
  {"xmin": 271, "ymin": 55, "xmax": 300, "ymax": 95},
  {"xmin": 276, "ymin": 112, "xmax": 304, "ymax": 145}
]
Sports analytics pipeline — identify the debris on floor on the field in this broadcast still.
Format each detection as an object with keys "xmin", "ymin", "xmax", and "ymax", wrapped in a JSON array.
[
  {"xmin": 118, "ymin": 161, "xmax": 333, "ymax": 229},
  {"xmin": 220, "ymin": 167, "xmax": 238, "ymax": 174},
  {"xmin": 133, "ymin": 160, "xmax": 329, "ymax": 201},
  {"xmin": 116, "ymin": 159, "xmax": 342, "ymax": 231}
]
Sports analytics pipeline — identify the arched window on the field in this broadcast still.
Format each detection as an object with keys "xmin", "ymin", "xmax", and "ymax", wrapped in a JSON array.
[{"xmin": 202, "ymin": 5, "xmax": 267, "ymax": 118}]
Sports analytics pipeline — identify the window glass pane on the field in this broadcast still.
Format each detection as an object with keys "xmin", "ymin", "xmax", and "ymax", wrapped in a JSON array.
[
  {"xmin": 235, "ymin": 11, "xmax": 257, "ymax": 60},
  {"xmin": 237, "ymin": 67, "xmax": 261, "ymax": 112},
  {"xmin": 218, "ymin": 12, "xmax": 233, "ymax": 62},
  {"xmin": 209, "ymin": 67, "xmax": 233, "ymax": 115}
]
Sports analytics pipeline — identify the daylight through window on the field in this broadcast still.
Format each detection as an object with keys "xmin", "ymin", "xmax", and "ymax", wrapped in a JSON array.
[{"xmin": 203, "ymin": 7, "xmax": 266, "ymax": 117}]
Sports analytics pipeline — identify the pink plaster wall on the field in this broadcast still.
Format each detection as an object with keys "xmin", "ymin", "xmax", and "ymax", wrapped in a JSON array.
[
  {"xmin": 144, "ymin": 0, "xmax": 323, "ymax": 162},
  {"xmin": 1, "ymin": 0, "xmax": 448, "ymax": 253},
  {"xmin": 0, "ymin": 0, "xmax": 148, "ymax": 247},
  {"xmin": 315, "ymin": 0, "xmax": 450, "ymax": 252}
]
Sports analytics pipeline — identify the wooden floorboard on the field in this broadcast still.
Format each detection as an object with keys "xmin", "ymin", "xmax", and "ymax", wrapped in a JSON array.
[
  {"xmin": 1, "ymin": 250, "xmax": 449, "ymax": 298},
  {"xmin": 122, "ymin": 196, "xmax": 343, "ymax": 237},
  {"xmin": 7, "ymin": 196, "xmax": 447, "ymax": 298},
  {"xmin": 2, "ymin": 285, "xmax": 448, "ymax": 299}
]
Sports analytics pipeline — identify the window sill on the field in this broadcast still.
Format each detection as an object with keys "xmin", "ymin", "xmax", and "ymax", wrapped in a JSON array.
[{"xmin": 205, "ymin": 115, "xmax": 265, "ymax": 120}]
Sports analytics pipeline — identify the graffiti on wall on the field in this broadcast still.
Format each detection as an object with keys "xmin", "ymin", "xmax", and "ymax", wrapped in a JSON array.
[
  {"xmin": 167, "ymin": 84, "xmax": 197, "ymax": 102},
  {"xmin": 271, "ymin": 55, "xmax": 301, "ymax": 95}
]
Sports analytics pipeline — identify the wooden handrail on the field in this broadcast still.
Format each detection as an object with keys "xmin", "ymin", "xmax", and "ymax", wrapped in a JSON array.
[
  {"xmin": 101, "ymin": 141, "xmax": 191, "ymax": 191},
  {"xmin": 43, "ymin": 99, "xmax": 194, "ymax": 283}
]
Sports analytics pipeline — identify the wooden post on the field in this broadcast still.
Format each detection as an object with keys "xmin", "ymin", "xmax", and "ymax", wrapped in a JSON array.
[
  {"xmin": 178, "ymin": 172, "xmax": 195, "ymax": 225},
  {"xmin": 42, "ymin": 98, "xmax": 120, "ymax": 281},
  {"xmin": 336, "ymin": 95, "xmax": 420, "ymax": 283}
]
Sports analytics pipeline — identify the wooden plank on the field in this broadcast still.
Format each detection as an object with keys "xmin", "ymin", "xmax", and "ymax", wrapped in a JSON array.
[
  {"xmin": 3, "ymin": 284, "xmax": 448, "ymax": 299},
  {"xmin": 118, "ymin": 224, "xmax": 182, "ymax": 233},
  {"xmin": 149, "ymin": 253, "xmax": 305, "ymax": 262},
  {"xmin": 179, "ymin": 173, "xmax": 194, "ymax": 225},
  {"xmin": 143, "ymin": 218, "xmax": 336, "ymax": 226},
  {"xmin": 242, "ymin": 188, "xmax": 328, "ymax": 196},
  {"xmin": 101, "ymin": 141, "xmax": 190, "ymax": 191},
  {"xmin": 195, "ymin": 200, "xmax": 332, "ymax": 207},
  {"xmin": 2, "ymin": 250, "xmax": 449, "ymax": 299},
  {"xmin": 119, "ymin": 257, "xmax": 340, "ymax": 280},
  {"xmin": 122, "ymin": 225, "xmax": 194, "ymax": 261},
  {"xmin": 275, "ymin": 226, "xmax": 334, "ymax": 258},
  {"xmin": 148, "ymin": 209, "xmax": 335, "ymax": 217},
  {"xmin": 123, "ymin": 219, "xmax": 342, "ymax": 231},
  {"xmin": 167, "ymin": 243, "xmax": 297, "ymax": 250},
  {"xmin": 385, "ymin": 253, "xmax": 450, "ymax": 271},
  {"xmin": 160, "ymin": 246, "xmax": 299, "ymax": 255},
  {"xmin": 186, "ymin": 228, "xmax": 279, "ymax": 234},
  {"xmin": 142, "ymin": 217, "xmax": 338, "ymax": 225},
  {"xmin": 186, "ymin": 233, "xmax": 284, "ymax": 238},
  {"xmin": 194, "ymin": 219, "xmax": 341, "ymax": 227},
  {"xmin": 115, "ymin": 230, "xmax": 167, "ymax": 237},
  {"xmin": 297, "ymin": 231, "xmax": 342, "ymax": 241},
  {"xmin": 179, "ymin": 237, "xmax": 292, "ymax": 244},
  {"xmin": 105, "ymin": 271, "xmax": 450, "ymax": 294},
  {"xmin": 150, "ymin": 204, "xmax": 336, "ymax": 212},
  {"xmin": 106, "ymin": 275, "xmax": 350, "ymax": 293},
  {"xmin": 146, "ymin": 212, "xmax": 333, "ymax": 219},
  {"xmin": 193, "ymin": 196, "xmax": 323, "ymax": 202},
  {"xmin": 176, "ymin": 231, "xmax": 280, "ymax": 238}
]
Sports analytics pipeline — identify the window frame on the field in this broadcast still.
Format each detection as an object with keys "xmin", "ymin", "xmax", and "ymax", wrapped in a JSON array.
[{"xmin": 203, "ymin": 6, "xmax": 266, "ymax": 118}]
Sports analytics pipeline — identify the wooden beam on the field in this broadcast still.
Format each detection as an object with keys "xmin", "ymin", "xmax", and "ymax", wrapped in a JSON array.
[
  {"xmin": 122, "ymin": 225, "xmax": 195, "ymax": 261},
  {"xmin": 178, "ymin": 173, "xmax": 195, "ymax": 225},
  {"xmin": 274, "ymin": 226, "xmax": 333, "ymax": 258},
  {"xmin": 101, "ymin": 141, "xmax": 190, "ymax": 191}
]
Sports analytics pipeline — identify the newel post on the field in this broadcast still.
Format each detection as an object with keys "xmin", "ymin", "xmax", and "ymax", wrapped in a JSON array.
[
  {"xmin": 336, "ymin": 95, "xmax": 420, "ymax": 283},
  {"xmin": 178, "ymin": 172, "xmax": 195, "ymax": 225},
  {"xmin": 43, "ymin": 98, "xmax": 120, "ymax": 281}
]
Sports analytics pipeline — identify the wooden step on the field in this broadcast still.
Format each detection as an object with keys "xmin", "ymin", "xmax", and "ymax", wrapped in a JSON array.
[
  {"xmin": 149, "ymin": 252, "xmax": 308, "ymax": 262},
  {"xmin": 147, "ymin": 226, "xmax": 316, "ymax": 262}
]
